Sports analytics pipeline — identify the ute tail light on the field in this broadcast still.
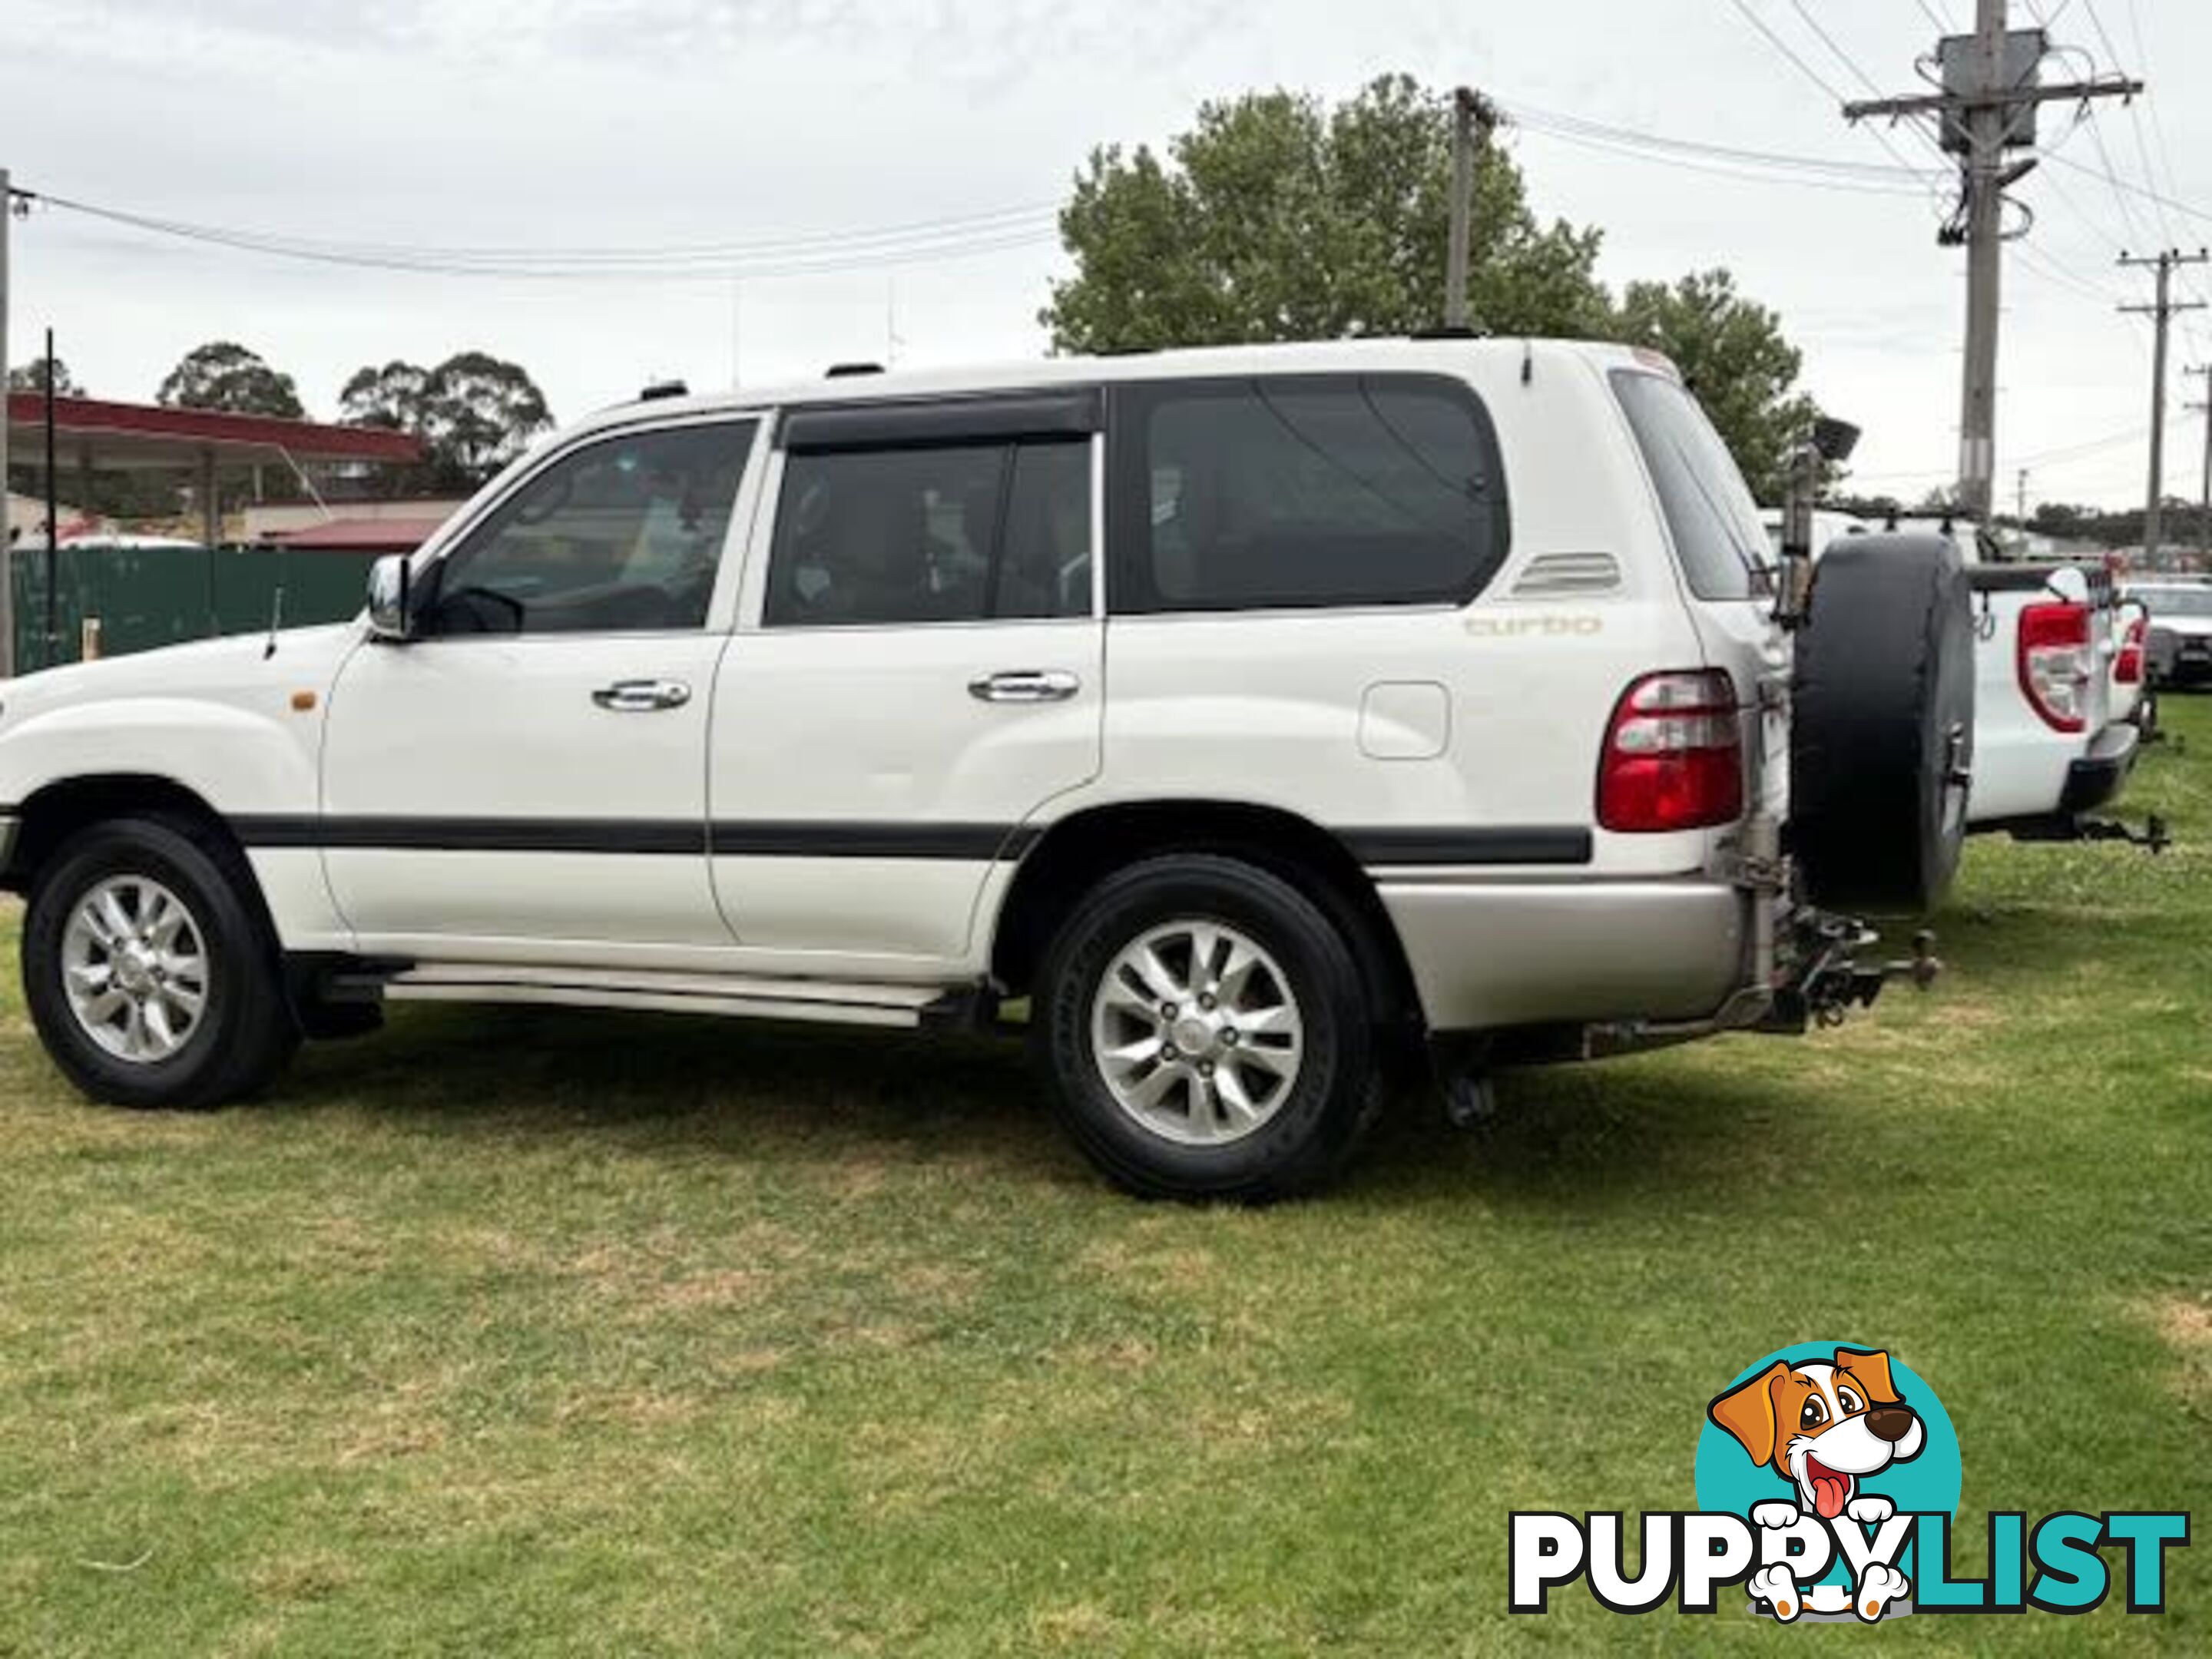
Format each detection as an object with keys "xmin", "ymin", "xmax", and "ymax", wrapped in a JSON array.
[
  {"xmin": 1597, "ymin": 669, "xmax": 1743, "ymax": 833},
  {"xmin": 2018, "ymin": 601, "xmax": 2093, "ymax": 732},
  {"xmin": 2116, "ymin": 614, "xmax": 2146, "ymax": 686}
]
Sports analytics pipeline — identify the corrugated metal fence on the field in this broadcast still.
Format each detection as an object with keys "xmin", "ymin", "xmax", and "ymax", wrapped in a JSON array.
[{"xmin": 11, "ymin": 545, "xmax": 373, "ymax": 670}]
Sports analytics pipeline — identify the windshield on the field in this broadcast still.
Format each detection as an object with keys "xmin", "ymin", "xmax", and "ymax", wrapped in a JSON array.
[
  {"xmin": 2137, "ymin": 587, "xmax": 2212, "ymax": 618},
  {"xmin": 1611, "ymin": 370, "xmax": 1773, "ymax": 602}
]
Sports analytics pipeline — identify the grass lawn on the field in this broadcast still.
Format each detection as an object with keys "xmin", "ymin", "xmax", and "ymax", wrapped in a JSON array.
[{"xmin": 1, "ymin": 702, "xmax": 2207, "ymax": 1657}]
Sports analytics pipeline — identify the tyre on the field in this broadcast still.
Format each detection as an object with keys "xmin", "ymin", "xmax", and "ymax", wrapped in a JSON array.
[
  {"xmin": 1790, "ymin": 535, "xmax": 1975, "ymax": 915},
  {"xmin": 22, "ymin": 816, "xmax": 300, "ymax": 1110},
  {"xmin": 1034, "ymin": 855, "xmax": 1379, "ymax": 1200}
]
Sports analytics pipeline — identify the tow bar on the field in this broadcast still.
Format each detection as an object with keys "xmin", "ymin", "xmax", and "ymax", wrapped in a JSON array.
[
  {"xmin": 2007, "ymin": 813, "xmax": 2171, "ymax": 853},
  {"xmin": 1760, "ymin": 920, "xmax": 1942, "ymax": 1032}
]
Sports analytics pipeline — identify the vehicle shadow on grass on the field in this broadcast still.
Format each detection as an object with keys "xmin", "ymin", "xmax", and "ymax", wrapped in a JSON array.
[
  {"xmin": 278, "ymin": 1002, "xmax": 1800, "ymax": 1214},
  {"xmin": 281, "ymin": 1003, "xmax": 1084, "ymax": 1179},
  {"xmin": 1359, "ymin": 1058, "xmax": 1801, "ymax": 1214}
]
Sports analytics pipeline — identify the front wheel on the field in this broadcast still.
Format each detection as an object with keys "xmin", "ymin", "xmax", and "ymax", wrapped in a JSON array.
[
  {"xmin": 1034, "ymin": 856, "xmax": 1380, "ymax": 1200},
  {"xmin": 23, "ymin": 817, "xmax": 300, "ymax": 1109}
]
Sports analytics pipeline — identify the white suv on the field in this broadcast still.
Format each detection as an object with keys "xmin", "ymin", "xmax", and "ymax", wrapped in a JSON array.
[{"xmin": 0, "ymin": 339, "xmax": 1972, "ymax": 1197}]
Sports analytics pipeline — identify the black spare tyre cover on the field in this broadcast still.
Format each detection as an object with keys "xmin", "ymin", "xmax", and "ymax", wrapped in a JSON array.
[{"xmin": 1790, "ymin": 533, "xmax": 1975, "ymax": 915}]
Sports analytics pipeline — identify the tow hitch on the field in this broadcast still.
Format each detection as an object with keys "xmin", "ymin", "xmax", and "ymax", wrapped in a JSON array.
[
  {"xmin": 1763, "ymin": 920, "xmax": 1942, "ymax": 1031},
  {"xmin": 2004, "ymin": 813, "xmax": 2172, "ymax": 854}
]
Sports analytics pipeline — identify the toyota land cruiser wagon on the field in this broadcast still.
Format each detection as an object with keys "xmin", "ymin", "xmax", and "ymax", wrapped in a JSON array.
[{"xmin": 0, "ymin": 339, "xmax": 1972, "ymax": 1197}]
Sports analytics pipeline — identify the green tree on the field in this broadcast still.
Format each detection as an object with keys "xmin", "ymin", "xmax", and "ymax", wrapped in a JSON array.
[
  {"xmin": 157, "ymin": 340, "xmax": 304, "ymax": 419},
  {"xmin": 1041, "ymin": 75, "xmax": 1610, "ymax": 353},
  {"xmin": 421, "ymin": 353, "xmax": 553, "ymax": 491},
  {"xmin": 8, "ymin": 356, "xmax": 84, "ymax": 396},
  {"xmin": 336, "ymin": 353, "xmax": 552, "ymax": 492},
  {"xmin": 1610, "ymin": 270, "xmax": 1816, "ymax": 504},
  {"xmin": 338, "ymin": 359, "xmax": 434, "ymax": 432},
  {"xmin": 338, "ymin": 359, "xmax": 439, "ymax": 495}
]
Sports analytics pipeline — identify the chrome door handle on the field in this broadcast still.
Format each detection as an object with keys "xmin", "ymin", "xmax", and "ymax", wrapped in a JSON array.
[
  {"xmin": 592, "ymin": 678, "xmax": 692, "ymax": 713},
  {"xmin": 968, "ymin": 669, "xmax": 1080, "ymax": 704}
]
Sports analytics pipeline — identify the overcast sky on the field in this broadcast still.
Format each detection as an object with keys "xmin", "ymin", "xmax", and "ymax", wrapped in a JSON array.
[{"xmin": 5, "ymin": 0, "xmax": 2207, "ymax": 508}]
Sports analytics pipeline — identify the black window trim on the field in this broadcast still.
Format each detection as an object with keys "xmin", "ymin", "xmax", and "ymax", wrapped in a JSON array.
[
  {"xmin": 1104, "ymin": 371, "xmax": 1512, "ymax": 618},
  {"xmin": 777, "ymin": 388, "xmax": 1103, "ymax": 454},
  {"xmin": 410, "ymin": 411, "xmax": 765, "ymax": 642}
]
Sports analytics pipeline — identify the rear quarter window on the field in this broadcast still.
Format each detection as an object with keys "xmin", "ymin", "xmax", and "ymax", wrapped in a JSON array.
[
  {"xmin": 1110, "ymin": 374, "xmax": 1509, "ymax": 613},
  {"xmin": 1610, "ymin": 369, "xmax": 1773, "ymax": 604}
]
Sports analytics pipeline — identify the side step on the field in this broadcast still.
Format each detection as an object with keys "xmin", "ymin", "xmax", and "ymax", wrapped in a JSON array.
[{"xmin": 339, "ymin": 962, "xmax": 983, "ymax": 1030}]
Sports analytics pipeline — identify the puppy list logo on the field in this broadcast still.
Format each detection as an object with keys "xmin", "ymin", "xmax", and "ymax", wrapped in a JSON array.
[{"xmin": 1511, "ymin": 1340, "xmax": 2190, "ymax": 1624}]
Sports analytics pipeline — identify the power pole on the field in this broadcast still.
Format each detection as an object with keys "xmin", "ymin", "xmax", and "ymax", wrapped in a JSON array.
[
  {"xmin": 1443, "ymin": 88, "xmax": 1499, "ymax": 331},
  {"xmin": 2118, "ymin": 250, "xmax": 2209, "ymax": 563},
  {"xmin": 2186, "ymin": 364, "xmax": 2211, "ymax": 566},
  {"xmin": 1844, "ymin": 0, "xmax": 2140, "ymax": 525},
  {"xmin": 2016, "ymin": 467, "xmax": 2028, "ymax": 528}
]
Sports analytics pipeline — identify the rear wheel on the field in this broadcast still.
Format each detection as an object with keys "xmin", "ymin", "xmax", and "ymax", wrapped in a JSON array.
[
  {"xmin": 23, "ymin": 817, "xmax": 300, "ymax": 1109},
  {"xmin": 1035, "ymin": 856, "xmax": 1379, "ymax": 1200}
]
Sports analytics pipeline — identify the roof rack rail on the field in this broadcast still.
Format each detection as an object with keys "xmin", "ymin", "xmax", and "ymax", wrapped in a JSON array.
[
  {"xmin": 1409, "ymin": 325, "xmax": 1484, "ymax": 341},
  {"xmin": 826, "ymin": 361, "xmax": 884, "ymax": 378},
  {"xmin": 638, "ymin": 379, "xmax": 688, "ymax": 401}
]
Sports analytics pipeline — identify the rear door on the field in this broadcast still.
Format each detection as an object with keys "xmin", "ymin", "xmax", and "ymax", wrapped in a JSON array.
[{"xmin": 708, "ymin": 392, "xmax": 1104, "ymax": 965}]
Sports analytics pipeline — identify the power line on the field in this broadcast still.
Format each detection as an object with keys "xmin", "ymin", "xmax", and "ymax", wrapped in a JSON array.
[
  {"xmin": 1849, "ymin": 422, "xmax": 2151, "ymax": 484},
  {"xmin": 10, "ymin": 184, "xmax": 1061, "ymax": 280},
  {"xmin": 2116, "ymin": 0, "xmax": 2210, "ymax": 356},
  {"xmin": 1725, "ymin": 0, "xmax": 1952, "ymax": 205},
  {"xmin": 1786, "ymin": 0, "xmax": 1886, "ymax": 98},
  {"xmin": 1499, "ymin": 99, "xmax": 1938, "ymax": 183},
  {"xmin": 1504, "ymin": 120, "xmax": 1939, "ymax": 197},
  {"xmin": 2042, "ymin": 153, "xmax": 2212, "ymax": 233},
  {"xmin": 23, "ymin": 186, "xmax": 1059, "ymax": 263}
]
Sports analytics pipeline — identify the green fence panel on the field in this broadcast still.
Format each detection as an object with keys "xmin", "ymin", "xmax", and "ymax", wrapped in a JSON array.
[{"xmin": 13, "ymin": 545, "xmax": 376, "ymax": 671}]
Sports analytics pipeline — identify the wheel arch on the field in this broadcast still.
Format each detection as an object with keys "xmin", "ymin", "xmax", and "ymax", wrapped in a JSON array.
[
  {"xmin": 7, "ymin": 773, "xmax": 250, "ymax": 895},
  {"xmin": 991, "ymin": 800, "xmax": 1424, "ymax": 1029}
]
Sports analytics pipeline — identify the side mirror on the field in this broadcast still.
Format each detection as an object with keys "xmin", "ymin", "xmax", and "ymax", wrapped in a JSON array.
[{"xmin": 366, "ymin": 555, "xmax": 415, "ymax": 642}]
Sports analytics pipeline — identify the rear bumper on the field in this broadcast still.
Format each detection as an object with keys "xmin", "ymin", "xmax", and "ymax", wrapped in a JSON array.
[
  {"xmin": 2150, "ymin": 630, "xmax": 2212, "ymax": 683},
  {"xmin": 1377, "ymin": 875, "xmax": 1743, "ymax": 1034},
  {"xmin": 2057, "ymin": 721, "xmax": 2140, "ymax": 815}
]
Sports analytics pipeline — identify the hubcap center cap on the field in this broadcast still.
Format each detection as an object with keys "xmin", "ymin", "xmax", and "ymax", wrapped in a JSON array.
[
  {"xmin": 114, "ymin": 946, "xmax": 157, "ymax": 995},
  {"xmin": 1170, "ymin": 1013, "xmax": 1220, "ymax": 1059}
]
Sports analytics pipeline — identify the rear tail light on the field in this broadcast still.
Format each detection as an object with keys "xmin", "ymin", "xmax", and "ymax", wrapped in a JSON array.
[
  {"xmin": 2017, "ymin": 601, "xmax": 2092, "ymax": 732},
  {"xmin": 1597, "ymin": 669, "xmax": 1743, "ymax": 833},
  {"xmin": 2116, "ymin": 614, "xmax": 2146, "ymax": 686}
]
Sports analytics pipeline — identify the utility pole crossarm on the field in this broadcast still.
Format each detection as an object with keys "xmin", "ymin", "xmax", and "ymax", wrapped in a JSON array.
[{"xmin": 1842, "ymin": 76, "xmax": 2141, "ymax": 124}]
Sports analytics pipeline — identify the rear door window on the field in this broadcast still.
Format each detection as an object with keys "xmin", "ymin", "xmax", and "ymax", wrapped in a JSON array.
[
  {"xmin": 1111, "ymin": 375, "xmax": 1509, "ymax": 613},
  {"xmin": 763, "ymin": 436, "xmax": 1091, "ymax": 628},
  {"xmin": 1610, "ymin": 370, "xmax": 1773, "ymax": 603}
]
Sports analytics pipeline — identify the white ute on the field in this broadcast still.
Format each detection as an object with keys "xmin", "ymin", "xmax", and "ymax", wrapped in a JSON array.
[
  {"xmin": 1892, "ymin": 518, "xmax": 2147, "ymax": 848},
  {"xmin": 0, "ymin": 340, "xmax": 1973, "ymax": 1197}
]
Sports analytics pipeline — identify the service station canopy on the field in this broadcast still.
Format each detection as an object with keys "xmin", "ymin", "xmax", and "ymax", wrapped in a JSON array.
[{"xmin": 6, "ymin": 392, "xmax": 425, "ymax": 545}]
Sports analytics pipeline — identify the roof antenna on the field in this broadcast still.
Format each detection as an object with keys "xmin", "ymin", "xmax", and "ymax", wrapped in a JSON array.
[{"xmin": 262, "ymin": 581, "xmax": 284, "ymax": 660}]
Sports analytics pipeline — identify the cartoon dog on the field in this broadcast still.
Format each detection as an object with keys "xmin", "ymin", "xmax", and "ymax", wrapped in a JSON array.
[{"xmin": 1710, "ymin": 1347, "xmax": 1926, "ymax": 1621}]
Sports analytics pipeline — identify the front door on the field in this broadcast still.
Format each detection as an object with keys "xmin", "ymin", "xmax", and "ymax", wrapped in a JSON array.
[
  {"xmin": 322, "ymin": 416, "xmax": 763, "ymax": 955},
  {"xmin": 709, "ymin": 396, "xmax": 1104, "ymax": 966}
]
